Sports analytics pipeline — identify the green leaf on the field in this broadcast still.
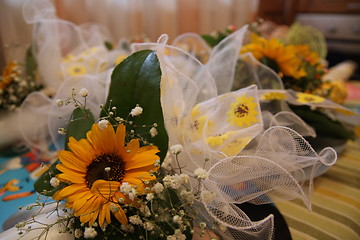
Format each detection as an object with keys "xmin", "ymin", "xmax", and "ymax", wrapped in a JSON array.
[
  {"xmin": 104, "ymin": 41, "xmax": 113, "ymax": 50},
  {"xmin": 290, "ymin": 105, "xmax": 355, "ymax": 140},
  {"xmin": 100, "ymin": 50, "xmax": 168, "ymax": 161},
  {"xmin": 34, "ymin": 108, "xmax": 95, "ymax": 196},
  {"xmin": 24, "ymin": 45, "xmax": 37, "ymax": 80}
]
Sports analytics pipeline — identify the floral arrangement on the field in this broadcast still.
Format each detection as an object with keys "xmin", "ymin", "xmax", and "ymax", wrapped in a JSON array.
[
  {"xmin": 197, "ymin": 22, "xmax": 358, "ymax": 146},
  {"xmin": 3, "ymin": 2, "xmax": 356, "ymax": 238},
  {"xmin": 13, "ymin": 50, "xmax": 226, "ymax": 240},
  {"xmin": 240, "ymin": 23, "xmax": 347, "ymax": 104},
  {"xmin": 0, "ymin": 47, "xmax": 40, "ymax": 111},
  {"xmin": 6, "ymin": 34, "xmax": 341, "ymax": 239}
]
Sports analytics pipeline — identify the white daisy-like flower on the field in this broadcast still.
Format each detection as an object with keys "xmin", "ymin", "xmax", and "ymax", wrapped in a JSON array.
[
  {"xmin": 129, "ymin": 215, "xmax": 143, "ymax": 225},
  {"xmin": 130, "ymin": 105, "xmax": 143, "ymax": 116},
  {"xmin": 84, "ymin": 227, "xmax": 97, "ymax": 239},
  {"xmin": 97, "ymin": 119, "xmax": 109, "ymax": 130},
  {"xmin": 194, "ymin": 168, "xmax": 209, "ymax": 180},
  {"xmin": 50, "ymin": 177, "xmax": 60, "ymax": 187},
  {"xmin": 79, "ymin": 88, "xmax": 88, "ymax": 97},
  {"xmin": 170, "ymin": 144, "xmax": 183, "ymax": 154}
]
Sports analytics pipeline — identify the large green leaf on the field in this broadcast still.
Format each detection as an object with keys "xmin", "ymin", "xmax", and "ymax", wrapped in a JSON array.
[
  {"xmin": 101, "ymin": 50, "xmax": 168, "ymax": 161},
  {"xmin": 34, "ymin": 108, "xmax": 94, "ymax": 196},
  {"xmin": 290, "ymin": 105, "xmax": 355, "ymax": 140}
]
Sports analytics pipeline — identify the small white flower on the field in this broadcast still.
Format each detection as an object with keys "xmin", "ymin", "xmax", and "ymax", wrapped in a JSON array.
[
  {"xmin": 58, "ymin": 128, "xmax": 66, "ymax": 135},
  {"xmin": 56, "ymin": 99, "xmax": 63, "ymax": 107},
  {"xmin": 201, "ymin": 190, "xmax": 216, "ymax": 204},
  {"xmin": 172, "ymin": 215, "xmax": 182, "ymax": 224},
  {"xmin": 129, "ymin": 215, "xmax": 142, "ymax": 225},
  {"xmin": 97, "ymin": 119, "xmax": 109, "ymax": 130},
  {"xmin": 199, "ymin": 222, "xmax": 206, "ymax": 229},
  {"xmin": 152, "ymin": 182, "xmax": 164, "ymax": 194},
  {"xmin": 50, "ymin": 177, "xmax": 60, "ymax": 188},
  {"xmin": 84, "ymin": 227, "xmax": 97, "ymax": 239},
  {"xmin": 109, "ymin": 203, "xmax": 119, "ymax": 213},
  {"xmin": 170, "ymin": 144, "xmax": 183, "ymax": 154},
  {"xmin": 149, "ymin": 127, "xmax": 158, "ymax": 137},
  {"xmin": 180, "ymin": 189, "xmax": 195, "ymax": 204},
  {"xmin": 194, "ymin": 168, "xmax": 209, "ymax": 180},
  {"xmin": 130, "ymin": 105, "xmax": 143, "ymax": 116},
  {"xmin": 120, "ymin": 182, "xmax": 132, "ymax": 194},
  {"xmin": 140, "ymin": 204, "xmax": 151, "ymax": 217},
  {"xmin": 74, "ymin": 229, "xmax": 83, "ymax": 238},
  {"xmin": 79, "ymin": 88, "xmax": 88, "ymax": 97},
  {"xmin": 143, "ymin": 221, "xmax": 155, "ymax": 231},
  {"xmin": 120, "ymin": 224, "xmax": 135, "ymax": 232},
  {"xmin": 146, "ymin": 193, "xmax": 154, "ymax": 201},
  {"xmin": 161, "ymin": 152, "xmax": 173, "ymax": 170},
  {"xmin": 179, "ymin": 174, "xmax": 189, "ymax": 184}
]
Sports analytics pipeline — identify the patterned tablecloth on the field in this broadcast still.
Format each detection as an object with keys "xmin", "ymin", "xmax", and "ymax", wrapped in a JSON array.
[{"xmin": 276, "ymin": 140, "xmax": 360, "ymax": 240}]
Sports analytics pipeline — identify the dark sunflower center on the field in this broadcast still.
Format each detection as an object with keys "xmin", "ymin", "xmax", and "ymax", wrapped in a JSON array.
[
  {"xmin": 85, "ymin": 153, "xmax": 126, "ymax": 188},
  {"xmin": 234, "ymin": 104, "xmax": 249, "ymax": 117}
]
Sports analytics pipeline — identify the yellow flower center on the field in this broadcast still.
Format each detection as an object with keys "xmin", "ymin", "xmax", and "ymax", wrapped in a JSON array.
[
  {"xmin": 85, "ymin": 153, "xmax": 125, "ymax": 188},
  {"xmin": 234, "ymin": 104, "xmax": 249, "ymax": 118}
]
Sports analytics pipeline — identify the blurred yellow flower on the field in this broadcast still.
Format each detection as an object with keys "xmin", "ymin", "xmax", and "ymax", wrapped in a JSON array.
[
  {"xmin": 227, "ymin": 95, "xmax": 258, "ymax": 127},
  {"xmin": 311, "ymin": 81, "xmax": 347, "ymax": 104},
  {"xmin": 241, "ymin": 34, "xmax": 306, "ymax": 79},
  {"xmin": 296, "ymin": 92, "xmax": 325, "ymax": 104},
  {"xmin": 67, "ymin": 64, "xmax": 87, "ymax": 76},
  {"xmin": 260, "ymin": 92, "xmax": 287, "ymax": 101}
]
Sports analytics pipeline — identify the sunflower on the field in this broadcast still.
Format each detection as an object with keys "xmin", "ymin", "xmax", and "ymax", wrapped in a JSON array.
[
  {"xmin": 227, "ymin": 95, "xmax": 258, "ymax": 127},
  {"xmin": 241, "ymin": 34, "xmax": 306, "ymax": 79},
  {"xmin": 53, "ymin": 123, "xmax": 160, "ymax": 227}
]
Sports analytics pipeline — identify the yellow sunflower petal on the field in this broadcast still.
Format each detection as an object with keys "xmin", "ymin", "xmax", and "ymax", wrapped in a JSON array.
[
  {"xmin": 113, "ymin": 207, "xmax": 128, "ymax": 225},
  {"xmin": 68, "ymin": 137, "xmax": 95, "ymax": 164},
  {"xmin": 87, "ymin": 123, "xmax": 117, "ymax": 154},
  {"xmin": 53, "ymin": 183, "xmax": 87, "ymax": 200},
  {"xmin": 57, "ymin": 163, "xmax": 86, "ymax": 176},
  {"xmin": 119, "ymin": 138, "xmax": 140, "ymax": 160},
  {"xmin": 58, "ymin": 150, "xmax": 87, "ymax": 171},
  {"xmin": 91, "ymin": 180, "xmax": 120, "ymax": 198},
  {"xmin": 57, "ymin": 173, "xmax": 85, "ymax": 184},
  {"xmin": 125, "ymin": 147, "xmax": 159, "ymax": 171},
  {"xmin": 98, "ymin": 204, "xmax": 108, "ymax": 227},
  {"xmin": 75, "ymin": 195, "xmax": 98, "ymax": 216},
  {"xmin": 115, "ymin": 124, "xmax": 125, "ymax": 151}
]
